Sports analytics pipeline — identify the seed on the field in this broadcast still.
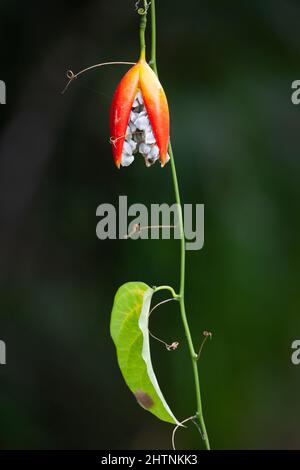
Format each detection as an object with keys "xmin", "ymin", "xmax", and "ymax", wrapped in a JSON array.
[
  {"xmin": 145, "ymin": 158, "xmax": 154, "ymax": 167},
  {"xmin": 150, "ymin": 145, "xmax": 159, "ymax": 159},
  {"xmin": 136, "ymin": 90, "xmax": 144, "ymax": 105},
  {"xmin": 145, "ymin": 131, "xmax": 156, "ymax": 144},
  {"xmin": 135, "ymin": 116, "xmax": 149, "ymax": 131},
  {"xmin": 129, "ymin": 121, "xmax": 137, "ymax": 133},
  {"xmin": 129, "ymin": 140, "xmax": 137, "ymax": 152},
  {"xmin": 123, "ymin": 141, "xmax": 132, "ymax": 155},
  {"xmin": 135, "ymin": 131, "xmax": 145, "ymax": 143},
  {"xmin": 130, "ymin": 111, "xmax": 138, "ymax": 123},
  {"xmin": 121, "ymin": 154, "xmax": 134, "ymax": 167},
  {"xmin": 125, "ymin": 126, "xmax": 132, "ymax": 141},
  {"xmin": 139, "ymin": 143, "xmax": 151, "ymax": 155}
]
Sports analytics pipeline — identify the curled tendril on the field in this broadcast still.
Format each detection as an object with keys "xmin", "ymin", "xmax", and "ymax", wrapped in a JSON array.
[
  {"xmin": 172, "ymin": 415, "xmax": 207, "ymax": 450},
  {"xmin": 197, "ymin": 330, "xmax": 212, "ymax": 361},
  {"xmin": 66, "ymin": 70, "xmax": 76, "ymax": 80},
  {"xmin": 135, "ymin": 0, "xmax": 151, "ymax": 15},
  {"xmin": 61, "ymin": 61, "xmax": 135, "ymax": 94}
]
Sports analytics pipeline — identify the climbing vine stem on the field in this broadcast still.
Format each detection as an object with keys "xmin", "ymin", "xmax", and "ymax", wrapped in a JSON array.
[
  {"xmin": 138, "ymin": 0, "xmax": 149, "ymax": 58},
  {"xmin": 150, "ymin": 0, "xmax": 211, "ymax": 450},
  {"xmin": 150, "ymin": 0, "xmax": 157, "ymax": 74}
]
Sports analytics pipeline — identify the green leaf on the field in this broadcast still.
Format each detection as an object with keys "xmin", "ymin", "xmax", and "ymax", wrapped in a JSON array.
[{"xmin": 110, "ymin": 282, "xmax": 179, "ymax": 425}]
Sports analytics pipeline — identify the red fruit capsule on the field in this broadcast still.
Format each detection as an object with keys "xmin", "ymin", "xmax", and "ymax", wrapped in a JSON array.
[{"xmin": 110, "ymin": 55, "xmax": 170, "ymax": 168}]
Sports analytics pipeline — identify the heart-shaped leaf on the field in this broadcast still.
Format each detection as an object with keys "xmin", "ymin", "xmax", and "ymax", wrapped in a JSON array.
[{"xmin": 110, "ymin": 282, "xmax": 179, "ymax": 425}]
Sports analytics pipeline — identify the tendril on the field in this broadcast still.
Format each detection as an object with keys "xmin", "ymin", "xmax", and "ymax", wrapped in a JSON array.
[
  {"xmin": 135, "ymin": 0, "xmax": 151, "ymax": 15},
  {"xmin": 197, "ymin": 331, "xmax": 212, "ymax": 361},
  {"xmin": 147, "ymin": 298, "xmax": 179, "ymax": 351},
  {"xmin": 172, "ymin": 415, "xmax": 197, "ymax": 450},
  {"xmin": 124, "ymin": 224, "xmax": 178, "ymax": 239},
  {"xmin": 61, "ymin": 61, "xmax": 136, "ymax": 94}
]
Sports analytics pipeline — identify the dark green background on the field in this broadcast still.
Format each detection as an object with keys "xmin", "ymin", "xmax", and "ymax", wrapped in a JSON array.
[{"xmin": 0, "ymin": 0, "xmax": 299, "ymax": 449}]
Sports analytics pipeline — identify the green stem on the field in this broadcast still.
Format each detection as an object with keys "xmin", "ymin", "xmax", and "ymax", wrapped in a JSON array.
[
  {"xmin": 150, "ymin": 0, "xmax": 158, "ymax": 74},
  {"xmin": 153, "ymin": 285, "xmax": 179, "ymax": 299},
  {"xmin": 150, "ymin": 0, "xmax": 210, "ymax": 450},
  {"xmin": 139, "ymin": 1, "xmax": 148, "ymax": 58}
]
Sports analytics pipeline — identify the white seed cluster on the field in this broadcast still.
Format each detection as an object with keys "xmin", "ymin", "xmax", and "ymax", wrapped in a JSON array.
[{"xmin": 121, "ymin": 89, "xmax": 169, "ymax": 168}]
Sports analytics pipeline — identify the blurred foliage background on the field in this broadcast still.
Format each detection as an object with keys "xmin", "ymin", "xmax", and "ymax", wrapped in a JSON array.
[{"xmin": 0, "ymin": 0, "xmax": 300, "ymax": 450}]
